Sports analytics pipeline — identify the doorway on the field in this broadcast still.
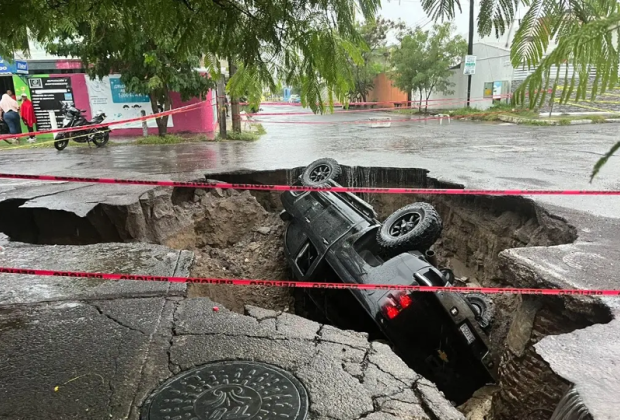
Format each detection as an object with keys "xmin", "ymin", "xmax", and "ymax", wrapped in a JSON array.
[{"xmin": 0, "ymin": 75, "xmax": 15, "ymax": 97}]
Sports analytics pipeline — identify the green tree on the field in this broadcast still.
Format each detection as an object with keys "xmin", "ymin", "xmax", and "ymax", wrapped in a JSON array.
[
  {"xmin": 48, "ymin": 16, "xmax": 213, "ymax": 136},
  {"xmin": 390, "ymin": 23, "xmax": 467, "ymax": 112},
  {"xmin": 348, "ymin": 18, "xmax": 404, "ymax": 102},
  {"xmin": 1, "ymin": 0, "xmax": 381, "ymax": 133}
]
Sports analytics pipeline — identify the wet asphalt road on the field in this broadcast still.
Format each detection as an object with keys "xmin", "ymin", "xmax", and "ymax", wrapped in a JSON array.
[{"xmin": 1, "ymin": 105, "xmax": 619, "ymax": 218}]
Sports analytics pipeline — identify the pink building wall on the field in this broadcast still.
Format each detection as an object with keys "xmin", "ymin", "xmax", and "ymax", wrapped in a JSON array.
[{"xmin": 51, "ymin": 73, "xmax": 216, "ymax": 136}]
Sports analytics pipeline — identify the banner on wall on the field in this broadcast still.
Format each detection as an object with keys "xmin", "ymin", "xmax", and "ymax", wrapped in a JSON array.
[
  {"xmin": 85, "ymin": 75, "xmax": 173, "ymax": 129},
  {"xmin": 28, "ymin": 76, "xmax": 74, "ymax": 131},
  {"xmin": 492, "ymin": 81, "xmax": 503, "ymax": 99}
]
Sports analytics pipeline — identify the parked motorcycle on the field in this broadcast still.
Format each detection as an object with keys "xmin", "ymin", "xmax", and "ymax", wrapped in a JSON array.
[{"xmin": 54, "ymin": 103, "xmax": 110, "ymax": 151}]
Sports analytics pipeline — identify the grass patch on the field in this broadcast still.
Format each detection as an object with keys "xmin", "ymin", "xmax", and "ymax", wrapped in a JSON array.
[
  {"xmin": 0, "ymin": 136, "xmax": 95, "ymax": 149},
  {"xmin": 393, "ymin": 108, "xmax": 422, "ymax": 115},
  {"xmin": 217, "ymin": 131, "xmax": 259, "ymax": 141},
  {"xmin": 558, "ymin": 118, "xmax": 572, "ymax": 126},
  {"xmin": 589, "ymin": 115, "xmax": 608, "ymax": 123},
  {"xmin": 445, "ymin": 104, "xmax": 538, "ymax": 121},
  {"xmin": 522, "ymin": 119, "xmax": 553, "ymax": 126},
  {"xmin": 216, "ymin": 122, "xmax": 267, "ymax": 141},
  {"xmin": 0, "ymin": 133, "xmax": 212, "ymax": 151},
  {"xmin": 255, "ymin": 124, "xmax": 267, "ymax": 135}
]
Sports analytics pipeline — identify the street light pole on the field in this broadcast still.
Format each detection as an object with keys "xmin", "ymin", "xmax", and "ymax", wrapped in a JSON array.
[{"xmin": 466, "ymin": 0, "xmax": 474, "ymax": 107}]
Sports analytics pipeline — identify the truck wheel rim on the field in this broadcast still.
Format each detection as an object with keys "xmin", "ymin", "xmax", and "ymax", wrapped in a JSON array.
[
  {"xmin": 389, "ymin": 212, "xmax": 421, "ymax": 237},
  {"xmin": 309, "ymin": 164, "xmax": 332, "ymax": 182}
]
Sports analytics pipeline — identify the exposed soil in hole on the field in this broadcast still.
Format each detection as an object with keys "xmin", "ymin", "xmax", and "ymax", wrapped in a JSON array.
[
  {"xmin": 169, "ymin": 187, "xmax": 294, "ymax": 313},
  {"xmin": 188, "ymin": 218, "xmax": 293, "ymax": 313},
  {"xmin": 0, "ymin": 165, "xmax": 613, "ymax": 420}
]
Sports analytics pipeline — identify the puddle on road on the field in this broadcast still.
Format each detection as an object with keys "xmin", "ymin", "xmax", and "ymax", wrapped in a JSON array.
[{"xmin": 0, "ymin": 164, "xmax": 609, "ymax": 420}]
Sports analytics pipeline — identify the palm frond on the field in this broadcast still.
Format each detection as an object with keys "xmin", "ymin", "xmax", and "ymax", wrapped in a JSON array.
[
  {"xmin": 591, "ymin": 141, "xmax": 620, "ymax": 182},
  {"xmin": 511, "ymin": 0, "xmax": 560, "ymax": 67},
  {"xmin": 420, "ymin": 0, "xmax": 462, "ymax": 21},
  {"xmin": 513, "ymin": 10, "xmax": 620, "ymax": 109},
  {"xmin": 478, "ymin": 0, "xmax": 521, "ymax": 37}
]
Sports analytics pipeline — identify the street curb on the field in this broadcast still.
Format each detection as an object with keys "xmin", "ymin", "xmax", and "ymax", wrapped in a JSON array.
[{"xmin": 497, "ymin": 114, "xmax": 620, "ymax": 126}]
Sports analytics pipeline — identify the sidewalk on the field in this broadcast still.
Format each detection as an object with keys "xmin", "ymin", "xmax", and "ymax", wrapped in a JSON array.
[{"xmin": 0, "ymin": 236, "xmax": 462, "ymax": 420}]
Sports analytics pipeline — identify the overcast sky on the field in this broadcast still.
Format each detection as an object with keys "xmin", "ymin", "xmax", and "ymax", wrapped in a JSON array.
[
  {"xmin": 375, "ymin": 0, "xmax": 527, "ymax": 46},
  {"xmin": 378, "ymin": 0, "xmax": 472, "ymax": 37}
]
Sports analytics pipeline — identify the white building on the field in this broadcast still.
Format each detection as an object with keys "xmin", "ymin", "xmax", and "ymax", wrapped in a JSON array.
[
  {"xmin": 425, "ymin": 42, "xmax": 515, "ymax": 110},
  {"xmin": 424, "ymin": 7, "xmax": 564, "ymax": 110}
]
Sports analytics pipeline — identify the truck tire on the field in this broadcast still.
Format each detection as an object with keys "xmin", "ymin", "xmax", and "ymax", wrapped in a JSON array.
[
  {"xmin": 377, "ymin": 202, "xmax": 442, "ymax": 254},
  {"xmin": 463, "ymin": 293, "xmax": 495, "ymax": 330},
  {"xmin": 301, "ymin": 158, "xmax": 341, "ymax": 186}
]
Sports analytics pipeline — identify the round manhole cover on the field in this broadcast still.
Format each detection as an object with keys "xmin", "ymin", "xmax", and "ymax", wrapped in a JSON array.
[{"xmin": 141, "ymin": 360, "xmax": 309, "ymax": 420}]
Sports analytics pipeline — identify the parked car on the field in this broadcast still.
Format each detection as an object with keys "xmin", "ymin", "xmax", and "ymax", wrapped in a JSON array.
[
  {"xmin": 280, "ymin": 158, "xmax": 498, "ymax": 403},
  {"xmin": 288, "ymin": 94, "xmax": 301, "ymax": 103}
]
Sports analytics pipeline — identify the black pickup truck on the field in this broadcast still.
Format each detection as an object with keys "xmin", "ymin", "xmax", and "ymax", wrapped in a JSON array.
[{"xmin": 280, "ymin": 158, "xmax": 498, "ymax": 403}]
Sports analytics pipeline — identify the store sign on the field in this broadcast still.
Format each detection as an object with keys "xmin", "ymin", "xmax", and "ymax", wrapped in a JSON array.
[
  {"xmin": 463, "ymin": 55, "xmax": 476, "ymax": 75},
  {"xmin": 0, "ymin": 57, "xmax": 28, "ymax": 75},
  {"xmin": 0, "ymin": 57, "xmax": 28, "ymax": 74},
  {"xmin": 109, "ymin": 78, "xmax": 150, "ymax": 103},
  {"xmin": 28, "ymin": 77, "xmax": 74, "ymax": 131},
  {"xmin": 55, "ymin": 60, "xmax": 82, "ymax": 70},
  {"xmin": 15, "ymin": 61, "xmax": 28, "ymax": 74},
  {"xmin": 85, "ymin": 75, "xmax": 172, "ymax": 128}
]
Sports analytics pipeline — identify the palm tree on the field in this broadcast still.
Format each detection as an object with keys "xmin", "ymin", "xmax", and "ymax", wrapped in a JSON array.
[{"xmin": 421, "ymin": 0, "xmax": 620, "ymax": 178}]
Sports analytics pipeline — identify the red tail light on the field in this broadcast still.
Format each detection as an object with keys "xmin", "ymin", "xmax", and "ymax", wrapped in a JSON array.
[
  {"xmin": 384, "ymin": 304, "xmax": 400, "ymax": 319},
  {"xmin": 382, "ymin": 292, "xmax": 413, "ymax": 320},
  {"xmin": 398, "ymin": 293, "xmax": 413, "ymax": 309}
]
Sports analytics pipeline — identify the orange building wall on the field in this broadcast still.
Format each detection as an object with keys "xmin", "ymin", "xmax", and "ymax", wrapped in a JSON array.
[{"xmin": 367, "ymin": 73, "xmax": 408, "ymax": 106}]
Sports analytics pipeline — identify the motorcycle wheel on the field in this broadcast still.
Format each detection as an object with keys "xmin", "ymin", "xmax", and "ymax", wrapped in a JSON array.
[
  {"xmin": 92, "ymin": 132, "xmax": 109, "ymax": 148},
  {"xmin": 54, "ymin": 134, "xmax": 69, "ymax": 151}
]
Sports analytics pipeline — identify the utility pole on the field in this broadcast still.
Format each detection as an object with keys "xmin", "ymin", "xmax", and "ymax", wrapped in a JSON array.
[
  {"xmin": 228, "ymin": 58, "xmax": 241, "ymax": 133},
  {"xmin": 466, "ymin": 0, "xmax": 474, "ymax": 107},
  {"xmin": 216, "ymin": 77, "xmax": 227, "ymax": 139}
]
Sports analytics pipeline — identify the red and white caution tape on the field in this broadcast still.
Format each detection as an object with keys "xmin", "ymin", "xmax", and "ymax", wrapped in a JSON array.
[
  {"xmin": 0, "ymin": 267, "xmax": 612, "ymax": 296},
  {"xmin": 245, "ymin": 109, "xmax": 526, "ymax": 124},
  {"xmin": 0, "ymin": 173, "xmax": 617, "ymax": 196},
  {"xmin": 244, "ymin": 97, "xmax": 510, "ymax": 116},
  {"xmin": 246, "ymin": 94, "xmax": 513, "ymax": 107},
  {"xmin": 0, "ymin": 101, "xmax": 206, "ymax": 141}
]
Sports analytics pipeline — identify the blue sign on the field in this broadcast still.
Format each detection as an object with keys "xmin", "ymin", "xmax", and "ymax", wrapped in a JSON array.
[
  {"xmin": 15, "ymin": 61, "xmax": 28, "ymax": 74},
  {"xmin": 110, "ymin": 77, "xmax": 150, "ymax": 103},
  {"xmin": 0, "ymin": 57, "xmax": 28, "ymax": 75},
  {"xmin": 0, "ymin": 57, "xmax": 15, "ymax": 74}
]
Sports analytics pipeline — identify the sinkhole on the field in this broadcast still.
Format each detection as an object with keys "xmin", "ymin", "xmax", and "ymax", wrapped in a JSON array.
[{"xmin": 0, "ymin": 164, "xmax": 612, "ymax": 420}]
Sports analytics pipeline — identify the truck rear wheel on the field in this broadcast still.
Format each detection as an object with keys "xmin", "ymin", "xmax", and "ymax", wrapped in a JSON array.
[
  {"xmin": 377, "ymin": 202, "xmax": 442, "ymax": 255},
  {"xmin": 301, "ymin": 158, "xmax": 341, "ymax": 186}
]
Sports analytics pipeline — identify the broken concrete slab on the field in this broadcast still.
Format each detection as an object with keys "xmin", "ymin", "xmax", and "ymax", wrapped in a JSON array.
[
  {"xmin": 13, "ymin": 183, "xmax": 155, "ymax": 218},
  {"xmin": 0, "ymin": 239, "xmax": 191, "ymax": 305},
  {"xmin": 535, "ymin": 316, "xmax": 620, "ymax": 420},
  {"xmin": 169, "ymin": 296, "xmax": 462, "ymax": 420}
]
